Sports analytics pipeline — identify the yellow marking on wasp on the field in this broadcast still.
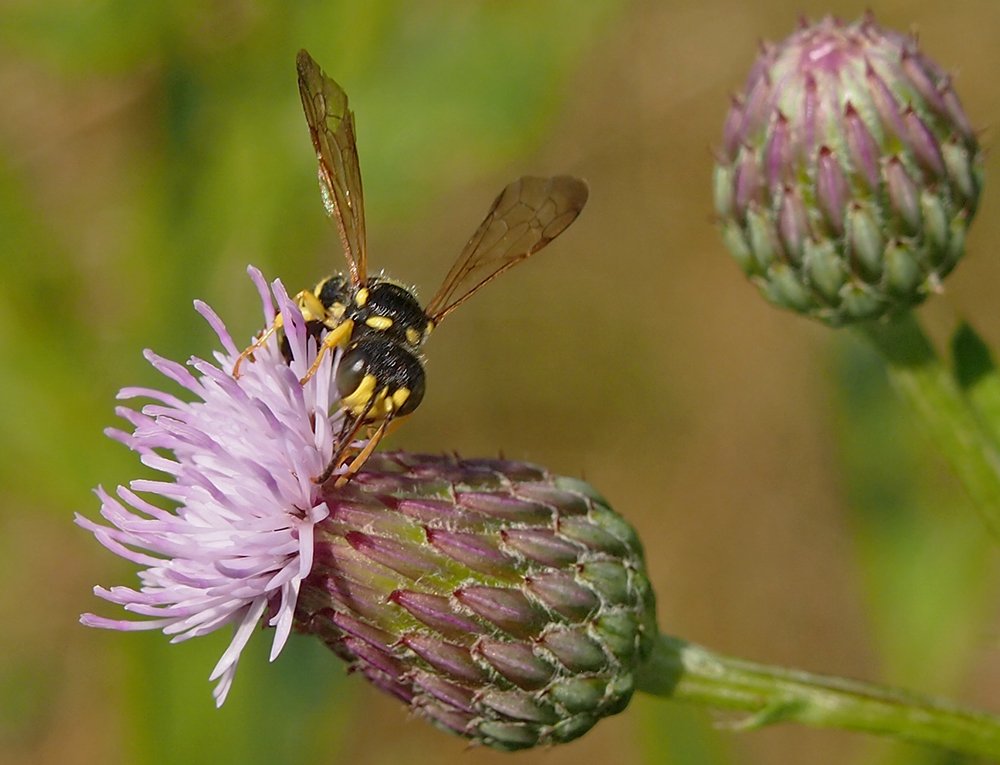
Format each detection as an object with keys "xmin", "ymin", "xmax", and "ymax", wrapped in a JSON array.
[
  {"xmin": 355, "ymin": 288, "xmax": 369, "ymax": 307},
  {"xmin": 373, "ymin": 391, "xmax": 394, "ymax": 418},
  {"xmin": 424, "ymin": 319, "xmax": 435, "ymax": 336},
  {"xmin": 299, "ymin": 318, "xmax": 354, "ymax": 384},
  {"xmin": 391, "ymin": 387, "xmax": 411, "ymax": 410},
  {"xmin": 359, "ymin": 385, "xmax": 407, "ymax": 420},
  {"xmin": 327, "ymin": 318, "xmax": 354, "ymax": 344},
  {"xmin": 341, "ymin": 373, "xmax": 378, "ymax": 414},
  {"xmin": 405, "ymin": 327, "xmax": 421, "ymax": 346},
  {"xmin": 296, "ymin": 290, "xmax": 326, "ymax": 323},
  {"xmin": 365, "ymin": 315, "xmax": 394, "ymax": 331},
  {"xmin": 329, "ymin": 302, "xmax": 346, "ymax": 321}
]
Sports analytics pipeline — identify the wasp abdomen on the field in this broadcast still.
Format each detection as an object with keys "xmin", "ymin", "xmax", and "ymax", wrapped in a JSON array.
[{"xmin": 336, "ymin": 337, "xmax": 426, "ymax": 418}]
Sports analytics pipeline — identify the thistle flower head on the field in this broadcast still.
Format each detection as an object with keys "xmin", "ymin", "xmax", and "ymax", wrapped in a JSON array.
[
  {"xmin": 79, "ymin": 269, "xmax": 658, "ymax": 748},
  {"xmin": 298, "ymin": 453, "xmax": 657, "ymax": 751},
  {"xmin": 715, "ymin": 14, "xmax": 982, "ymax": 325},
  {"xmin": 78, "ymin": 267, "xmax": 349, "ymax": 706}
]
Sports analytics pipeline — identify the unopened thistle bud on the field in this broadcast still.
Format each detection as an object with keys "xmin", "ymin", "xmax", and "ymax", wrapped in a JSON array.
[
  {"xmin": 297, "ymin": 452, "xmax": 657, "ymax": 751},
  {"xmin": 714, "ymin": 14, "xmax": 982, "ymax": 325}
]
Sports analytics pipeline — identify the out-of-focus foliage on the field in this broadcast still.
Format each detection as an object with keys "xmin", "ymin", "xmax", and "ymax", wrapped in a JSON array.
[{"xmin": 2, "ymin": 2, "xmax": 998, "ymax": 765}]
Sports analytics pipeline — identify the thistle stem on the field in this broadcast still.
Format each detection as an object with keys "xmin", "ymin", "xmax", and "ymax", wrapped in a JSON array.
[
  {"xmin": 637, "ymin": 635, "xmax": 1000, "ymax": 760},
  {"xmin": 857, "ymin": 311, "xmax": 1000, "ymax": 542}
]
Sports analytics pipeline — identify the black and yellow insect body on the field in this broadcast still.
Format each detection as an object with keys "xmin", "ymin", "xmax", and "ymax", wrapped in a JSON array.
[
  {"xmin": 235, "ymin": 50, "xmax": 589, "ymax": 486},
  {"xmin": 274, "ymin": 275, "xmax": 430, "ymax": 421},
  {"xmin": 327, "ymin": 277, "xmax": 431, "ymax": 419}
]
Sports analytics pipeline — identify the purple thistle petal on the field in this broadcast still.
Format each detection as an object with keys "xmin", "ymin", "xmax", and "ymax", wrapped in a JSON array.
[
  {"xmin": 79, "ymin": 271, "xmax": 351, "ymax": 705},
  {"xmin": 81, "ymin": 612, "xmax": 173, "ymax": 631},
  {"xmin": 194, "ymin": 300, "xmax": 239, "ymax": 356},
  {"xmin": 247, "ymin": 265, "xmax": 277, "ymax": 324},
  {"xmin": 117, "ymin": 386, "xmax": 187, "ymax": 409},
  {"xmin": 144, "ymin": 350, "xmax": 201, "ymax": 393}
]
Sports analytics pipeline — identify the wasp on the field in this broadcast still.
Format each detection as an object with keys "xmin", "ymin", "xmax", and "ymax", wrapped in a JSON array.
[{"xmin": 234, "ymin": 50, "xmax": 588, "ymax": 487}]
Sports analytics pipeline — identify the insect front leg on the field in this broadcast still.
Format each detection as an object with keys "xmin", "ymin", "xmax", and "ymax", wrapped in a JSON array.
[
  {"xmin": 233, "ymin": 290, "xmax": 323, "ymax": 378},
  {"xmin": 300, "ymin": 318, "xmax": 354, "ymax": 384},
  {"xmin": 232, "ymin": 314, "xmax": 285, "ymax": 378}
]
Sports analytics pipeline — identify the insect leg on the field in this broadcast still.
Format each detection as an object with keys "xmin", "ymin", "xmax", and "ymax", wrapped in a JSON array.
[
  {"xmin": 333, "ymin": 418, "xmax": 390, "ymax": 488},
  {"xmin": 232, "ymin": 314, "xmax": 285, "ymax": 378},
  {"xmin": 300, "ymin": 318, "xmax": 354, "ymax": 385},
  {"xmin": 233, "ymin": 289, "xmax": 325, "ymax": 378},
  {"xmin": 313, "ymin": 398, "xmax": 375, "ymax": 485}
]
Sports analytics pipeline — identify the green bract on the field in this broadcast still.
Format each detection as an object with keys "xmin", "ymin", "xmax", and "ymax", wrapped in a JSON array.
[
  {"xmin": 714, "ymin": 14, "xmax": 982, "ymax": 325},
  {"xmin": 296, "ymin": 452, "xmax": 657, "ymax": 751}
]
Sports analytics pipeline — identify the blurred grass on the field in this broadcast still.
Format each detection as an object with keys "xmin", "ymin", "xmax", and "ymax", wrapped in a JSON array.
[
  {"xmin": 2, "ymin": 2, "xmax": 999, "ymax": 765},
  {"xmin": 832, "ymin": 336, "xmax": 1000, "ymax": 765}
]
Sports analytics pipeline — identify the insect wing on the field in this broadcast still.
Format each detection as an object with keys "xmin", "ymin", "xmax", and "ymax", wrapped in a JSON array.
[
  {"xmin": 297, "ymin": 49, "xmax": 368, "ymax": 285},
  {"xmin": 425, "ymin": 175, "xmax": 588, "ymax": 324}
]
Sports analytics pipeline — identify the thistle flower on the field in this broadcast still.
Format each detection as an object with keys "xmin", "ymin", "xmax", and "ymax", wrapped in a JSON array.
[
  {"xmin": 714, "ymin": 14, "xmax": 982, "ymax": 325},
  {"xmin": 297, "ymin": 452, "xmax": 657, "ymax": 751},
  {"xmin": 79, "ymin": 267, "xmax": 657, "ymax": 748},
  {"xmin": 78, "ymin": 266, "xmax": 348, "ymax": 706}
]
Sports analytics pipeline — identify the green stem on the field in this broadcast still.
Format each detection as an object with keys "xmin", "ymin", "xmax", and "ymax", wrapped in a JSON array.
[
  {"xmin": 637, "ymin": 635, "xmax": 1000, "ymax": 760},
  {"xmin": 857, "ymin": 311, "xmax": 1000, "ymax": 541}
]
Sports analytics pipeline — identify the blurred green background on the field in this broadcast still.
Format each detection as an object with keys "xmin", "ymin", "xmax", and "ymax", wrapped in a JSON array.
[{"xmin": 2, "ymin": 1, "xmax": 999, "ymax": 764}]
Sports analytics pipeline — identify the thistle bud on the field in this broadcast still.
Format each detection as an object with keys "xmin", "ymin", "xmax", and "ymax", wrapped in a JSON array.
[
  {"xmin": 296, "ymin": 452, "xmax": 657, "ymax": 751},
  {"xmin": 714, "ymin": 14, "xmax": 982, "ymax": 325}
]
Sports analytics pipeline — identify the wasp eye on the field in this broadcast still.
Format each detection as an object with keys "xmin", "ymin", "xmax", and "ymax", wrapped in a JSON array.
[{"xmin": 335, "ymin": 346, "xmax": 368, "ymax": 398}]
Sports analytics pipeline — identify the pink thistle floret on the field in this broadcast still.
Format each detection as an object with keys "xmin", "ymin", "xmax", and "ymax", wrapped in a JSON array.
[{"xmin": 77, "ymin": 266, "xmax": 351, "ymax": 706}]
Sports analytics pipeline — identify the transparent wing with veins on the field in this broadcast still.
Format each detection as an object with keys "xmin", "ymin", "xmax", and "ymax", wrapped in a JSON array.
[
  {"xmin": 424, "ymin": 175, "xmax": 589, "ymax": 324},
  {"xmin": 297, "ymin": 49, "xmax": 368, "ymax": 285}
]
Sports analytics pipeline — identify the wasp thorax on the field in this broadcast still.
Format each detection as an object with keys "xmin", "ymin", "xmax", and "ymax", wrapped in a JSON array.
[
  {"xmin": 317, "ymin": 275, "xmax": 350, "ymax": 305},
  {"xmin": 336, "ymin": 338, "xmax": 425, "ymax": 418}
]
